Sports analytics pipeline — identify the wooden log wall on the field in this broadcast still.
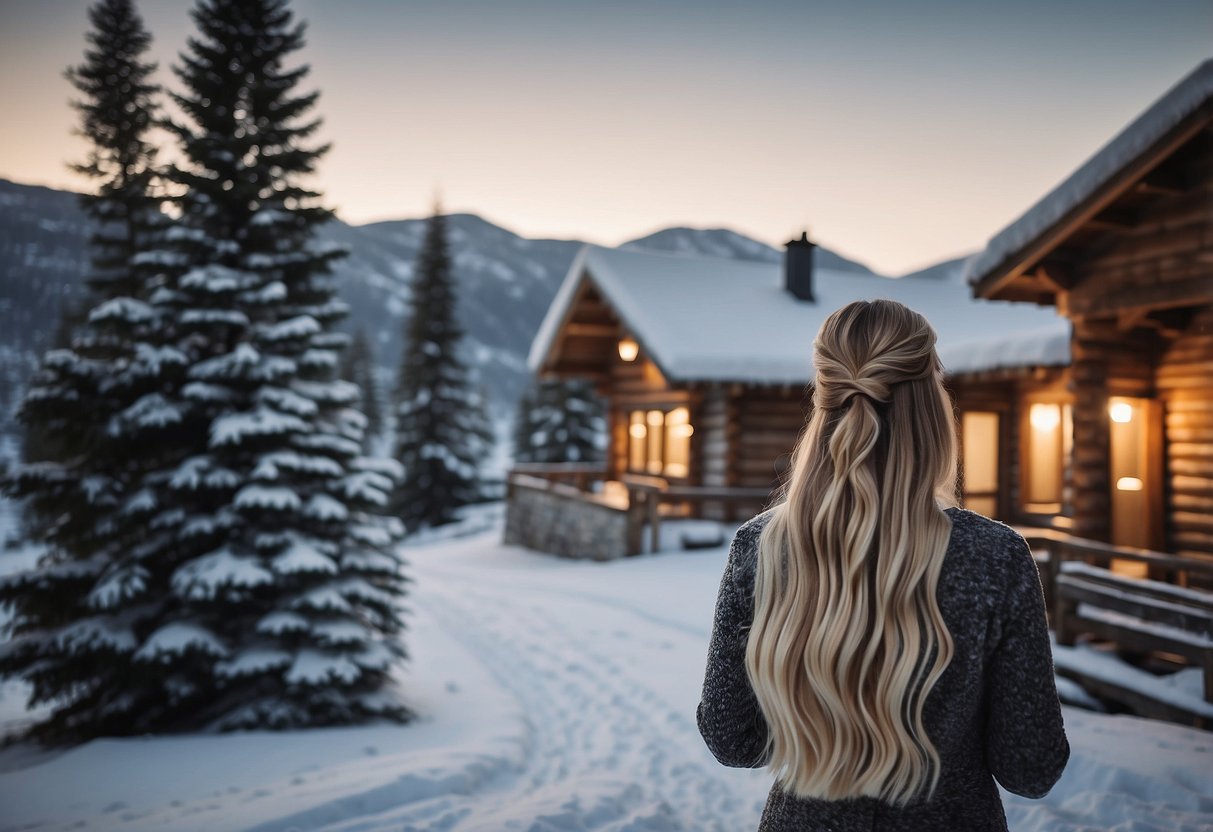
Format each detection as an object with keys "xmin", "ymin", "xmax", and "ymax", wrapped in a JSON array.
[
  {"xmin": 1008, "ymin": 390, "xmax": 1026, "ymax": 520},
  {"xmin": 1158, "ymin": 304, "xmax": 1213, "ymax": 561},
  {"xmin": 610, "ymin": 355, "xmax": 676, "ymax": 398},
  {"xmin": 697, "ymin": 387, "xmax": 730, "ymax": 489},
  {"xmin": 608, "ymin": 407, "xmax": 627, "ymax": 482},
  {"xmin": 731, "ymin": 387, "xmax": 809, "ymax": 491}
]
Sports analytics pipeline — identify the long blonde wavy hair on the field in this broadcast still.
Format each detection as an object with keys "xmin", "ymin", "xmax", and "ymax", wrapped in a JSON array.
[{"xmin": 744, "ymin": 298, "xmax": 959, "ymax": 806}]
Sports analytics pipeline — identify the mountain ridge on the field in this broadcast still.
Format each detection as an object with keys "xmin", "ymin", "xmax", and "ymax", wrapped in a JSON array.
[{"xmin": 0, "ymin": 177, "xmax": 969, "ymax": 418}]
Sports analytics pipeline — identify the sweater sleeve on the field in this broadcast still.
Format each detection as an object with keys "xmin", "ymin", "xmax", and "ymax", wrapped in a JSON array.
[
  {"xmin": 984, "ymin": 537, "xmax": 1070, "ymax": 798},
  {"xmin": 696, "ymin": 526, "xmax": 771, "ymax": 768}
]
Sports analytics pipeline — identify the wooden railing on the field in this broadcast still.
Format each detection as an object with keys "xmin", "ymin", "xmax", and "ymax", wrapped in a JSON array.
[
  {"xmin": 1018, "ymin": 526, "xmax": 1213, "ymax": 606},
  {"xmin": 1018, "ymin": 526, "xmax": 1213, "ymax": 725},
  {"xmin": 508, "ymin": 462, "xmax": 609, "ymax": 493},
  {"xmin": 621, "ymin": 474, "xmax": 773, "ymax": 555}
]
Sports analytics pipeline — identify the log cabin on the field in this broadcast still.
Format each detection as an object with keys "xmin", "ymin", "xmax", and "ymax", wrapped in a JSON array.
[
  {"xmin": 966, "ymin": 57, "xmax": 1213, "ymax": 565},
  {"xmin": 508, "ymin": 237, "xmax": 1071, "ymax": 559}
]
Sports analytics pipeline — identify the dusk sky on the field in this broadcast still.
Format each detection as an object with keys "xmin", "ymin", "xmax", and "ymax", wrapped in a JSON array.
[{"xmin": 0, "ymin": 0, "xmax": 1209, "ymax": 275}]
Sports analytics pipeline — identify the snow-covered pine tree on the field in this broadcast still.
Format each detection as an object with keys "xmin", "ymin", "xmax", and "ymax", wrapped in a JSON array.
[
  {"xmin": 513, "ymin": 379, "xmax": 606, "ymax": 465},
  {"xmin": 391, "ymin": 208, "xmax": 494, "ymax": 532},
  {"xmin": 66, "ymin": 0, "xmax": 164, "ymax": 302},
  {"xmin": 340, "ymin": 328, "xmax": 383, "ymax": 450},
  {"xmin": 20, "ymin": 0, "xmax": 164, "ymax": 469},
  {"xmin": 0, "ymin": 0, "xmax": 174, "ymax": 743},
  {"xmin": 20, "ymin": 295, "xmax": 92, "ymax": 466},
  {"xmin": 129, "ymin": 0, "xmax": 411, "ymax": 731},
  {"xmin": 511, "ymin": 387, "xmax": 537, "ymax": 464},
  {"xmin": 1, "ymin": 0, "xmax": 409, "ymax": 742}
]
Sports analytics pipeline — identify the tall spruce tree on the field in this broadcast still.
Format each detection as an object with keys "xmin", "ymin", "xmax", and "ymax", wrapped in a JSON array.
[
  {"xmin": 66, "ymin": 0, "xmax": 164, "ymax": 300},
  {"xmin": 512, "ymin": 379, "xmax": 605, "ymax": 464},
  {"xmin": 142, "ymin": 0, "xmax": 408, "ymax": 731},
  {"xmin": 0, "ymin": 0, "xmax": 170, "ymax": 742},
  {"xmin": 1, "ymin": 0, "xmax": 409, "ymax": 742},
  {"xmin": 392, "ymin": 209, "xmax": 494, "ymax": 531},
  {"xmin": 340, "ymin": 328, "xmax": 383, "ymax": 450},
  {"xmin": 21, "ymin": 0, "xmax": 164, "ymax": 470}
]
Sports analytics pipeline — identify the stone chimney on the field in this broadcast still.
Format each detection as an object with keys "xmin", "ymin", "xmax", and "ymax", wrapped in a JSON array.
[{"xmin": 784, "ymin": 230, "xmax": 816, "ymax": 301}]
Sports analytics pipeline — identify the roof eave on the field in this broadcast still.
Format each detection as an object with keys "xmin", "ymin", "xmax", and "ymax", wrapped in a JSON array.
[
  {"xmin": 526, "ymin": 244, "xmax": 593, "ymax": 375},
  {"xmin": 969, "ymin": 61, "xmax": 1213, "ymax": 300}
]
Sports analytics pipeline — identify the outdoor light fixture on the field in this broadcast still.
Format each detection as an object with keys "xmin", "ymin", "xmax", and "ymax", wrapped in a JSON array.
[
  {"xmin": 1109, "ymin": 401, "xmax": 1134, "ymax": 423},
  {"xmin": 1029, "ymin": 403, "xmax": 1060, "ymax": 430},
  {"xmin": 617, "ymin": 337, "xmax": 639, "ymax": 362}
]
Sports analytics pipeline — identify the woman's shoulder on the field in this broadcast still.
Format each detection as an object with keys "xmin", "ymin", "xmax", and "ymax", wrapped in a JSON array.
[
  {"xmin": 942, "ymin": 506, "xmax": 1040, "ymax": 602},
  {"xmin": 733, "ymin": 505, "xmax": 780, "ymax": 549},
  {"xmin": 944, "ymin": 505, "xmax": 1024, "ymax": 544},
  {"xmin": 725, "ymin": 506, "xmax": 780, "ymax": 587}
]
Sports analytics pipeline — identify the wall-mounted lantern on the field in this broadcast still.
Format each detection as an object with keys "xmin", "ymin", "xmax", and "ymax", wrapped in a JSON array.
[
  {"xmin": 1029, "ymin": 402, "xmax": 1060, "ymax": 430},
  {"xmin": 618, "ymin": 337, "xmax": 639, "ymax": 362}
]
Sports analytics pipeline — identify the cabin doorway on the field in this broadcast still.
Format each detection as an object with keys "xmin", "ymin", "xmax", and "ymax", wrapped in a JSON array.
[{"xmin": 1108, "ymin": 396, "xmax": 1162, "ymax": 573}]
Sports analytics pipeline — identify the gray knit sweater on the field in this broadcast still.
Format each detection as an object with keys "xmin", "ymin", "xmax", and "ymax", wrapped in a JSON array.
[{"xmin": 697, "ymin": 506, "xmax": 1069, "ymax": 831}]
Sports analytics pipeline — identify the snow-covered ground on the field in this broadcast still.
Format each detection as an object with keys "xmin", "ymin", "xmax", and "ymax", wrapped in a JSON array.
[{"xmin": 1, "ymin": 507, "xmax": 1212, "ymax": 831}]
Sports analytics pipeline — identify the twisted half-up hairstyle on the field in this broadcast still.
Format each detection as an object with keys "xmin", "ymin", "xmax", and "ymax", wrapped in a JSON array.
[{"xmin": 744, "ymin": 299, "xmax": 959, "ymax": 806}]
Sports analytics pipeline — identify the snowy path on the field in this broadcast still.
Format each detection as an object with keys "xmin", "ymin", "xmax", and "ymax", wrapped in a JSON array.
[
  {"xmin": 2, "ymin": 517, "xmax": 1212, "ymax": 831},
  {"xmin": 395, "ymin": 563, "xmax": 765, "ymax": 831}
]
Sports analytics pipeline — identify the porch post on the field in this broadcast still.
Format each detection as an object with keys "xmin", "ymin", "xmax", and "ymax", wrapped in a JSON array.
[{"xmin": 1069, "ymin": 320, "xmax": 1112, "ymax": 542}]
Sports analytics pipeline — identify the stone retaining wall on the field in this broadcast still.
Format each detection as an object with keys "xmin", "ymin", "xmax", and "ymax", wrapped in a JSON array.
[{"xmin": 503, "ymin": 476, "xmax": 630, "ymax": 561}]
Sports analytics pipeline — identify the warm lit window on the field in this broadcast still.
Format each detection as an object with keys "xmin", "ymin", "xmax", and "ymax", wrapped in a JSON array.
[
  {"xmin": 664, "ymin": 407, "xmax": 692, "ymax": 478},
  {"xmin": 1024, "ymin": 401, "xmax": 1071, "ymax": 512},
  {"xmin": 628, "ymin": 412, "xmax": 646, "ymax": 471},
  {"xmin": 961, "ymin": 411, "xmax": 999, "ymax": 518},
  {"xmin": 625, "ymin": 406, "xmax": 693, "ymax": 478},
  {"xmin": 646, "ymin": 410, "xmax": 663, "ymax": 474},
  {"xmin": 1108, "ymin": 396, "xmax": 1153, "ymax": 572}
]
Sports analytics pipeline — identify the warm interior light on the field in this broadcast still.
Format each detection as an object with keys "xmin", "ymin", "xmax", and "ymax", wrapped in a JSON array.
[
  {"xmin": 617, "ymin": 338, "xmax": 639, "ymax": 362},
  {"xmin": 1030, "ymin": 403, "xmax": 1060, "ymax": 430},
  {"xmin": 1109, "ymin": 401, "xmax": 1134, "ymax": 424},
  {"xmin": 646, "ymin": 410, "xmax": 663, "ymax": 426},
  {"xmin": 628, "ymin": 423, "xmax": 646, "ymax": 439},
  {"xmin": 663, "ymin": 407, "xmax": 691, "ymax": 478},
  {"xmin": 1116, "ymin": 476, "xmax": 1143, "ymax": 492}
]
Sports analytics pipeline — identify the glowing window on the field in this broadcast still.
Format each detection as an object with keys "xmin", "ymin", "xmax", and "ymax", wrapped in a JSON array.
[
  {"xmin": 1024, "ymin": 402, "xmax": 1069, "ymax": 510},
  {"xmin": 628, "ymin": 411, "xmax": 646, "ymax": 471},
  {"xmin": 664, "ymin": 407, "xmax": 692, "ymax": 479},
  {"xmin": 961, "ymin": 411, "xmax": 999, "ymax": 517},
  {"xmin": 625, "ymin": 406, "xmax": 694, "ymax": 479}
]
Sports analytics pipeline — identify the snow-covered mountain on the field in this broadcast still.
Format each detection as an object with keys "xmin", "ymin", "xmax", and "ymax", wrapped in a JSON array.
[
  {"xmin": 319, "ymin": 214, "xmax": 583, "ymax": 405},
  {"xmin": 896, "ymin": 255, "xmax": 971, "ymax": 282},
  {"xmin": 0, "ymin": 177, "xmax": 947, "ymax": 418},
  {"xmin": 623, "ymin": 225, "xmax": 878, "ymax": 274}
]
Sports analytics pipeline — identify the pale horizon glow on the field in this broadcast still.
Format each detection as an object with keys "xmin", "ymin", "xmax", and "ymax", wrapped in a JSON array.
[{"xmin": 0, "ymin": 0, "xmax": 1209, "ymax": 275}]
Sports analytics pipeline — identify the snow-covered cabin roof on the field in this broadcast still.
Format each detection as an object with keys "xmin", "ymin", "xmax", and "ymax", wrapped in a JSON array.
[
  {"xmin": 966, "ymin": 58, "xmax": 1213, "ymax": 295},
  {"xmin": 529, "ymin": 244, "xmax": 1069, "ymax": 385}
]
